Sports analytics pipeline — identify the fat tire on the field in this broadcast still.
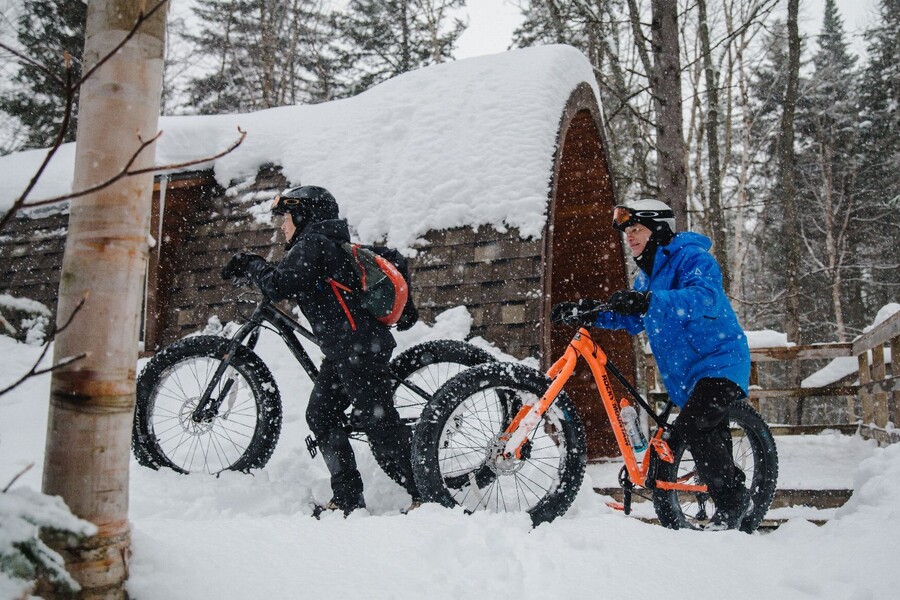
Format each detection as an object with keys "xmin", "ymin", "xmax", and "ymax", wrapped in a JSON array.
[
  {"xmin": 412, "ymin": 362, "xmax": 587, "ymax": 526},
  {"xmin": 389, "ymin": 339, "xmax": 496, "ymax": 422},
  {"xmin": 651, "ymin": 401, "xmax": 778, "ymax": 532},
  {"xmin": 376, "ymin": 340, "xmax": 496, "ymax": 487},
  {"xmin": 132, "ymin": 335, "xmax": 283, "ymax": 474}
]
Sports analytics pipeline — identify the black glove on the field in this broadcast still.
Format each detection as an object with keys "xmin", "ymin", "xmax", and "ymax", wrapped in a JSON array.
[
  {"xmin": 608, "ymin": 290, "xmax": 651, "ymax": 316},
  {"xmin": 550, "ymin": 298, "xmax": 604, "ymax": 326},
  {"xmin": 221, "ymin": 252, "xmax": 264, "ymax": 280}
]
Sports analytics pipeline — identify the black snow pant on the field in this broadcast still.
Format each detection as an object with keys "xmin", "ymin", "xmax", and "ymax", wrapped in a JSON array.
[
  {"xmin": 306, "ymin": 351, "xmax": 419, "ymax": 510},
  {"xmin": 672, "ymin": 377, "xmax": 747, "ymax": 511}
]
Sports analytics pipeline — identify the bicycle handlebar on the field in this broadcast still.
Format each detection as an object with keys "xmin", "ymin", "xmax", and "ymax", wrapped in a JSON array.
[
  {"xmin": 583, "ymin": 303, "xmax": 614, "ymax": 316},
  {"xmin": 550, "ymin": 302, "xmax": 615, "ymax": 327}
]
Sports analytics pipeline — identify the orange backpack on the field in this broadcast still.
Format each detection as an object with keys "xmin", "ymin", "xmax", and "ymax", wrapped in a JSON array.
[{"xmin": 329, "ymin": 243, "xmax": 410, "ymax": 328}]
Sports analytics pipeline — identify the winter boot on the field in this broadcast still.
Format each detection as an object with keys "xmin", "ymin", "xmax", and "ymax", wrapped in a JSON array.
[
  {"xmin": 706, "ymin": 488, "xmax": 752, "ymax": 531},
  {"xmin": 312, "ymin": 494, "xmax": 366, "ymax": 519}
]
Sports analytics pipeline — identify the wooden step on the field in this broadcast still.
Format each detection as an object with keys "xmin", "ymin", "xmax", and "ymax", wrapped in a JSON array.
[
  {"xmin": 768, "ymin": 424, "xmax": 859, "ymax": 436},
  {"xmin": 593, "ymin": 486, "xmax": 852, "ymax": 510}
]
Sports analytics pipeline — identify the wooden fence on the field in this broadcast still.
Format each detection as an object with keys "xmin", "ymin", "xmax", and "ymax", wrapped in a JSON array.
[{"xmin": 644, "ymin": 311, "xmax": 899, "ymax": 444}]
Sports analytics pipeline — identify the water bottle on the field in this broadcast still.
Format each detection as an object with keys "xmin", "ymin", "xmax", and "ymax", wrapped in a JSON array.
[{"xmin": 620, "ymin": 403, "xmax": 647, "ymax": 452}]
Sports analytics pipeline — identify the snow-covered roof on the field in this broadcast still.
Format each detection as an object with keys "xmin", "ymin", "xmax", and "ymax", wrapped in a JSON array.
[{"xmin": 0, "ymin": 45, "xmax": 601, "ymax": 250}]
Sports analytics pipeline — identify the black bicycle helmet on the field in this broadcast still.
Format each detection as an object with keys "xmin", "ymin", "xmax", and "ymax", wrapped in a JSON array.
[{"xmin": 271, "ymin": 185, "xmax": 340, "ymax": 231}]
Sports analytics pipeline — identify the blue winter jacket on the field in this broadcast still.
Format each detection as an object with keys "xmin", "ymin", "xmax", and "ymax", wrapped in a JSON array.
[{"xmin": 593, "ymin": 232, "xmax": 750, "ymax": 407}]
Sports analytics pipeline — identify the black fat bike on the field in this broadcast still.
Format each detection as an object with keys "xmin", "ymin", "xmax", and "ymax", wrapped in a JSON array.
[{"xmin": 132, "ymin": 291, "xmax": 494, "ymax": 483}]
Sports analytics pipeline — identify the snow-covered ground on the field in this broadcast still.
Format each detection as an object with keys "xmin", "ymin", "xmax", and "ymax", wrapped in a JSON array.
[{"xmin": 1, "ymin": 310, "xmax": 897, "ymax": 600}]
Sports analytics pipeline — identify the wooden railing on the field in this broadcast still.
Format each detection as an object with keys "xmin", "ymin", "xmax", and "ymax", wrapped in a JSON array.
[
  {"xmin": 643, "ymin": 310, "xmax": 899, "ymax": 444},
  {"xmin": 854, "ymin": 311, "xmax": 900, "ymax": 444}
]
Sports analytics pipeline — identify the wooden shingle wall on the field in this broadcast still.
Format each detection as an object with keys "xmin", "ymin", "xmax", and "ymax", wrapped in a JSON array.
[
  {"xmin": 158, "ymin": 167, "xmax": 548, "ymax": 360},
  {"xmin": 411, "ymin": 226, "xmax": 544, "ymax": 360},
  {"xmin": 0, "ymin": 208, "xmax": 68, "ymax": 335},
  {"xmin": 148, "ymin": 167, "xmax": 286, "ymax": 350},
  {"xmin": 0, "ymin": 166, "xmax": 549, "ymax": 361},
  {"xmin": 148, "ymin": 165, "xmax": 550, "ymax": 360}
]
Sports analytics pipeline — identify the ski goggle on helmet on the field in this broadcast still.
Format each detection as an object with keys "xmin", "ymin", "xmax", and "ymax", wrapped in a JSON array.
[
  {"xmin": 612, "ymin": 201, "xmax": 676, "ymax": 232},
  {"xmin": 270, "ymin": 194, "xmax": 301, "ymax": 216}
]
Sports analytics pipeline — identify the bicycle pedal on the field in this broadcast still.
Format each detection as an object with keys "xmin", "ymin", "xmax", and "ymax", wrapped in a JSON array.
[{"xmin": 305, "ymin": 435, "xmax": 318, "ymax": 459}]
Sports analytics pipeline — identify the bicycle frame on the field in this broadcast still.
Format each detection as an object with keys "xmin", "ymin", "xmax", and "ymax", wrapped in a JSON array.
[
  {"xmin": 190, "ymin": 294, "xmax": 433, "ymax": 425},
  {"xmin": 499, "ymin": 326, "xmax": 707, "ymax": 498}
]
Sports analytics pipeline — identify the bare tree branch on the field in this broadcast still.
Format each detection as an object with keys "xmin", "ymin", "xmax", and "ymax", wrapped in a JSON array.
[
  {"xmin": 0, "ymin": 0, "xmax": 186, "ymax": 233},
  {"xmin": 0, "ymin": 41, "xmax": 66, "ymax": 85},
  {"xmin": 0, "ymin": 296, "xmax": 88, "ymax": 397},
  {"xmin": 17, "ymin": 127, "xmax": 247, "ymax": 212},
  {"xmin": 2, "ymin": 463, "xmax": 34, "ymax": 493},
  {"xmin": 0, "ymin": 56, "xmax": 75, "ymax": 232}
]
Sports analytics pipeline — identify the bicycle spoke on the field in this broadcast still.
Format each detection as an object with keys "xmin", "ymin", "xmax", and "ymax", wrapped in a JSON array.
[
  {"xmin": 147, "ymin": 355, "xmax": 260, "ymax": 474},
  {"xmin": 435, "ymin": 385, "xmax": 568, "ymax": 515}
]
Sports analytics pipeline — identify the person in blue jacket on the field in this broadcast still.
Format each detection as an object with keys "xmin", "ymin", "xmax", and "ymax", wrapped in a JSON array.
[{"xmin": 551, "ymin": 199, "xmax": 752, "ymax": 529}]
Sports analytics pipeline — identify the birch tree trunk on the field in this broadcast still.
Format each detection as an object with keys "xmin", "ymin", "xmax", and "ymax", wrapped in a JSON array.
[{"xmin": 42, "ymin": 1, "xmax": 167, "ymax": 598}]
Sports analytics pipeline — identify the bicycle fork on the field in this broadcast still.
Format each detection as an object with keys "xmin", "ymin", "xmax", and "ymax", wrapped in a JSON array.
[
  {"xmin": 191, "ymin": 321, "xmax": 262, "ymax": 423},
  {"xmin": 498, "ymin": 346, "xmax": 578, "ymax": 459}
]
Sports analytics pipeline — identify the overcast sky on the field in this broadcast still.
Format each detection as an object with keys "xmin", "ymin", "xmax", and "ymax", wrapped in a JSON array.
[{"xmin": 454, "ymin": 0, "xmax": 879, "ymax": 60}]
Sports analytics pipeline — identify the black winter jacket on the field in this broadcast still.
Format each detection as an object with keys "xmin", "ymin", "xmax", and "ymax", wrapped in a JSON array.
[{"xmin": 245, "ymin": 219, "xmax": 396, "ymax": 360}]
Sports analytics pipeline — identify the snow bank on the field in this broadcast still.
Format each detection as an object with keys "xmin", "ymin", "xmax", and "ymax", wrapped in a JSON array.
[
  {"xmin": 863, "ymin": 303, "xmax": 899, "ymax": 333},
  {"xmin": 0, "ymin": 45, "xmax": 599, "ymax": 250}
]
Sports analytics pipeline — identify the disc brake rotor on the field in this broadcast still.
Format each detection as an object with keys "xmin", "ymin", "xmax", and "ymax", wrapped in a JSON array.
[
  {"xmin": 178, "ymin": 398, "xmax": 214, "ymax": 435},
  {"xmin": 486, "ymin": 434, "xmax": 532, "ymax": 476}
]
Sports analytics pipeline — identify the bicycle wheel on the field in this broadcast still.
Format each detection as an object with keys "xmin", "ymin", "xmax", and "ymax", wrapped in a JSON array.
[
  {"xmin": 389, "ymin": 339, "xmax": 496, "ymax": 424},
  {"xmin": 412, "ymin": 362, "xmax": 586, "ymax": 526},
  {"xmin": 651, "ymin": 401, "xmax": 778, "ymax": 532},
  {"xmin": 372, "ymin": 340, "xmax": 497, "ymax": 487},
  {"xmin": 132, "ymin": 335, "xmax": 283, "ymax": 474}
]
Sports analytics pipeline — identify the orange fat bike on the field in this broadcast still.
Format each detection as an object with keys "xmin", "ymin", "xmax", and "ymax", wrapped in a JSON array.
[{"xmin": 411, "ymin": 305, "xmax": 778, "ymax": 529}]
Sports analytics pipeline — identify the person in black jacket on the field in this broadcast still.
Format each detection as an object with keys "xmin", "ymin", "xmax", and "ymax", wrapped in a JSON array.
[{"xmin": 221, "ymin": 185, "xmax": 420, "ymax": 515}]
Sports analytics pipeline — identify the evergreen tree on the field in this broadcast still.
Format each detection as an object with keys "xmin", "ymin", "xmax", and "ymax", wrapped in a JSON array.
[
  {"xmin": 337, "ymin": 0, "xmax": 466, "ymax": 94},
  {"xmin": 0, "ymin": 0, "xmax": 86, "ymax": 150},
  {"xmin": 511, "ymin": 0, "xmax": 586, "ymax": 47},
  {"xmin": 183, "ymin": 0, "xmax": 341, "ymax": 114},
  {"xmin": 855, "ymin": 0, "xmax": 900, "ymax": 319}
]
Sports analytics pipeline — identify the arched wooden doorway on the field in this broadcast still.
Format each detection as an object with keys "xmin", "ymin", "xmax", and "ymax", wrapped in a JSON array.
[{"xmin": 542, "ymin": 83, "xmax": 637, "ymax": 458}]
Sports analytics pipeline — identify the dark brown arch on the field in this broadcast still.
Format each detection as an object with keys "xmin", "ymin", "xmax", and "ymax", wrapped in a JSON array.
[{"xmin": 541, "ymin": 83, "xmax": 637, "ymax": 458}]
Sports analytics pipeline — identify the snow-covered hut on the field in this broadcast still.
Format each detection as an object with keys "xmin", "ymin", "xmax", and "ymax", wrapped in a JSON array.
[{"xmin": 0, "ymin": 45, "xmax": 635, "ymax": 454}]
